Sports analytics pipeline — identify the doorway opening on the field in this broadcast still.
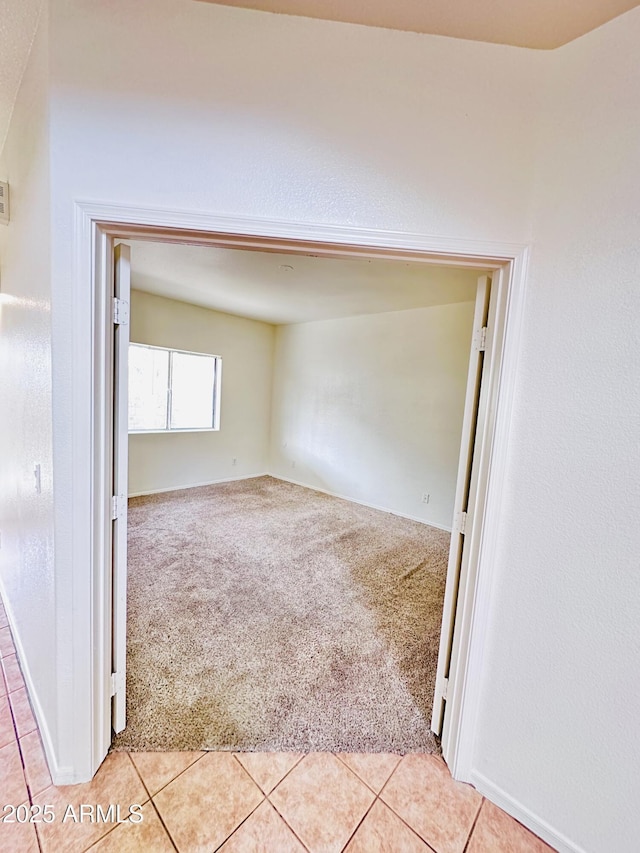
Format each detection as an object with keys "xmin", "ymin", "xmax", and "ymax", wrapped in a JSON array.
[{"xmin": 80, "ymin": 205, "xmax": 524, "ymax": 781}]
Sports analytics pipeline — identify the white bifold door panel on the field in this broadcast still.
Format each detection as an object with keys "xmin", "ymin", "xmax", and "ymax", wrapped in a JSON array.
[
  {"xmin": 111, "ymin": 243, "xmax": 130, "ymax": 734},
  {"xmin": 431, "ymin": 274, "xmax": 493, "ymax": 736}
]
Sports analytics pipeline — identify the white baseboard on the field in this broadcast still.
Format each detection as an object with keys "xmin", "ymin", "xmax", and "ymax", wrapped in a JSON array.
[
  {"xmin": 128, "ymin": 472, "xmax": 269, "ymax": 498},
  {"xmin": 129, "ymin": 473, "xmax": 452, "ymax": 532},
  {"xmin": 0, "ymin": 577, "xmax": 70, "ymax": 786},
  {"xmin": 271, "ymin": 474, "xmax": 452, "ymax": 532},
  {"xmin": 470, "ymin": 770, "xmax": 587, "ymax": 853}
]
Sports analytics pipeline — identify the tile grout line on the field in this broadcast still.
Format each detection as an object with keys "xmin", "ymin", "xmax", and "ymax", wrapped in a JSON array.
[
  {"xmin": 124, "ymin": 751, "xmax": 154, "ymax": 804},
  {"xmin": 148, "ymin": 799, "xmax": 180, "ymax": 853},
  {"xmin": 252, "ymin": 752, "xmax": 427, "ymax": 853},
  {"xmin": 372, "ymin": 752, "xmax": 405, "ymax": 800},
  {"xmin": 374, "ymin": 756, "xmax": 442, "ymax": 852},
  {"xmin": 69, "ymin": 754, "xmax": 153, "ymax": 853},
  {"xmin": 230, "ymin": 752, "xmax": 272, "ymax": 789},
  {"xmin": 267, "ymin": 752, "xmax": 308, "ymax": 793},
  {"xmin": 1, "ymin": 626, "xmax": 43, "ymax": 853},
  {"xmin": 461, "ymin": 797, "xmax": 485, "ymax": 853},
  {"xmin": 82, "ymin": 823, "xmax": 121, "ymax": 852},
  {"xmin": 378, "ymin": 795, "xmax": 439, "ymax": 853},
  {"xmin": 338, "ymin": 793, "xmax": 378, "ymax": 852},
  {"xmin": 209, "ymin": 753, "xmax": 311, "ymax": 852},
  {"xmin": 265, "ymin": 795, "xmax": 311, "ymax": 853},
  {"xmin": 326, "ymin": 752, "xmax": 384, "ymax": 792},
  {"xmin": 228, "ymin": 752, "xmax": 312, "ymax": 850},
  {"xmin": 325, "ymin": 752, "xmax": 393, "ymax": 849},
  {"xmin": 125, "ymin": 752, "xmax": 180, "ymax": 852},
  {"xmin": 211, "ymin": 796, "xmax": 267, "ymax": 852},
  {"xmin": 262, "ymin": 753, "xmax": 381, "ymax": 853},
  {"xmin": 333, "ymin": 752, "xmax": 402, "ymax": 798},
  {"xmin": 233, "ymin": 751, "xmax": 307, "ymax": 796},
  {"xmin": 8, "ymin": 673, "xmax": 38, "ymax": 741},
  {"xmin": 21, "ymin": 731, "xmax": 50, "ymax": 802},
  {"xmin": 2, "ymin": 634, "xmax": 27, "ymax": 764},
  {"xmin": 123, "ymin": 749, "xmax": 206, "ymax": 799},
  {"xmin": 0, "ymin": 658, "xmax": 8, "ymax": 696},
  {"xmin": 343, "ymin": 788, "xmax": 438, "ymax": 853},
  {"xmin": 2, "ymin": 647, "xmax": 23, "ymax": 748}
]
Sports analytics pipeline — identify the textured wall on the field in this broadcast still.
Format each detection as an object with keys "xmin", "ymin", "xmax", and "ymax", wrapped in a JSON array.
[
  {"xmin": 0, "ymin": 0, "xmax": 42, "ymax": 153},
  {"xmin": 270, "ymin": 303, "xmax": 475, "ymax": 529},
  {"xmin": 128, "ymin": 289, "xmax": 275, "ymax": 495},
  {"xmin": 0, "ymin": 7, "xmax": 58, "ymax": 765},
  {"xmin": 48, "ymin": 0, "xmax": 541, "ymax": 242},
  {"xmin": 471, "ymin": 9, "xmax": 640, "ymax": 852},
  {"xmin": 46, "ymin": 0, "xmax": 543, "ymax": 779},
  {"xmin": 5, "ymin": 2, "xmax": 636, "ymax": 850}
]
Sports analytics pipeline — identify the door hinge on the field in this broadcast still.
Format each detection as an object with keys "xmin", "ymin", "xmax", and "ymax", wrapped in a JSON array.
[
  {"xmin": 111, "ymin": 494, "xmax": 126, "ymax": 520},
  {"xmin": 474, "ymin": 325, "xmax": 488, "ymax": 352},
  {"xmin": 442, "ymin": 676, "xmax": 449, "ymax": 700},
  {"xmin": 454, "ymin": 511, "xmax": 468, "ymax": 535},
  {"xmin": 0, "ymin": 181, "xmax": 10, "ymax": 225},
  {"xmin": 110, "ymin": 671, "xmax": 125, "ymax": 697},
  {"xmin": 112, "ymin": 297, "xmax": 129, "ymax": 325}
]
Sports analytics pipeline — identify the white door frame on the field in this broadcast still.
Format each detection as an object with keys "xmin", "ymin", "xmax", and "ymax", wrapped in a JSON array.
[{"xmin": 73, "ymin": 200, "xmax": 529, "ymax": 783}]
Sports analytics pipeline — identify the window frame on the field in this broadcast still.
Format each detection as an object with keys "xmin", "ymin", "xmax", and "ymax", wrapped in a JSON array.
[{"xmin": 128, "ymin": 342, "xmax": 222, "ymax": 434}]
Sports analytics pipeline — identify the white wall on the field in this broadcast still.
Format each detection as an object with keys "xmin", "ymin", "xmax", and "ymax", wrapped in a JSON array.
[
  {"xmin": 128, "ymin": 288, "xmax": 274, "ymax": 495},
  {"xmin": 130, "ymin": 285, "xmax": 473, "ymax": 527},
  {"xmin": 270, "ymin": 303, "xmax": 475, "ymax": 529},
  {"xmin": 3, "ymin": 1, "xmax": 635, "ymax": 849},
  {"xmin": 470, "ymin": 10, "xmax": 640, "ymax": 853},
  {"xmin": 45, "ymin": 0, "xmax": 543, "ymax": 781},
  {"xmin": 0, "ymin": 6, "xmax": 59, "ymax": 767},
  {"xmin": 48, "ymin": 0, "xmax": 542, "ymax": 243}
]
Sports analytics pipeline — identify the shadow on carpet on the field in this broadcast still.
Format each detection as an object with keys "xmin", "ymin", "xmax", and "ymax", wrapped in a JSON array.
[{"xmin": 112, "ymin": 476, "xmax": 448, "ymax": 754}]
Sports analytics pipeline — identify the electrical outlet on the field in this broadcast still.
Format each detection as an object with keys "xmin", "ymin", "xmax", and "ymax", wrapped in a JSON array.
[
  {"xmin": 232, "ymin": 457, "xmax": 237, "ymax": 466},
  {"xmin": 422, "ymin": 493, "xmax": 430, "ymax": 504}
]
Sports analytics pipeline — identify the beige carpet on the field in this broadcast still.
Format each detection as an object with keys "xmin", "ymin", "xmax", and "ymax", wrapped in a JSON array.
[{"xmin": 112, "ymin": 476, "xmax": 449, "ymax": 753}]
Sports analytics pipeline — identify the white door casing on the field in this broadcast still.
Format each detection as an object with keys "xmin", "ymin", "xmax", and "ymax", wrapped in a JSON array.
[{"xmin": 73, "ymin": 202, "xmax": 527, "ymax": 786}]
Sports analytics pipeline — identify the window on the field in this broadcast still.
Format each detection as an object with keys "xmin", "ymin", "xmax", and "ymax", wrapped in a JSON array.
[{"xmin": 128, "ymin": 343, "xmax": 221, "ymax": 432}]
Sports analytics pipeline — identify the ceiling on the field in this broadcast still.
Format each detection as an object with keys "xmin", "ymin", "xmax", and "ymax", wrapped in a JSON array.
[
  {"xmin": 197, "ymin": 0, "xmax": 640, "ymax": 49},
  {"xmin": 129, "ymin": 240, "xmax": 480, "ymax": 325}
]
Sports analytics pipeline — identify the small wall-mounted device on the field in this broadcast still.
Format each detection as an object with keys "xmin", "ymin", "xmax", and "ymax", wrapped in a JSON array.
[{"xmin": 0, "ymin": 181, "xmax": 9, "ymax": 225}]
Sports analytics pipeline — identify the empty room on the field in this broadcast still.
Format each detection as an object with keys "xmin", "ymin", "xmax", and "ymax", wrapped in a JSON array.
[
  {"xmin": 3, "ymin": 0, "xmax": 639, "ymax": 849},
  {"xmin": 112, "ymin": 238, "xmax": 484, "ymax": 756}
]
